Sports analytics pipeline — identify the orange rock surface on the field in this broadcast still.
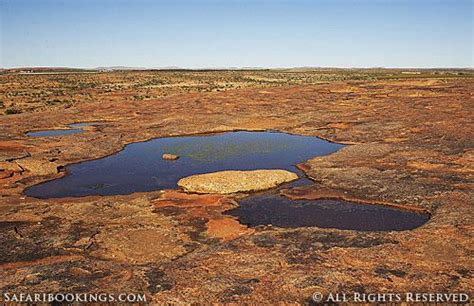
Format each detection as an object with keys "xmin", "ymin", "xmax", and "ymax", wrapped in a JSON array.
[{"xmin": 0, "ymin": 71, "xmax": 473, "ymax": 303}]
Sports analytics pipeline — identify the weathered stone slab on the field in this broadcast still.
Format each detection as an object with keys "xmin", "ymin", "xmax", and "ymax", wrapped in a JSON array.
[{"xmin": 178, "ymin": 169, "xmax": 298, "ymax": 194}]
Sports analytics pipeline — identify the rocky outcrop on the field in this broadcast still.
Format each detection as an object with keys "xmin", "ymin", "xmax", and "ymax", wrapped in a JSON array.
[
  {"xmin": 162, "ymin": 153, "xmax": 179, "ymax": 160},
  {"xmin": 16, "ymin": 158, "xmax": 60, "ymax": 176},
  {"xmin": 177, "ymin": 169, "xmax": 298, "ymax": 194}
]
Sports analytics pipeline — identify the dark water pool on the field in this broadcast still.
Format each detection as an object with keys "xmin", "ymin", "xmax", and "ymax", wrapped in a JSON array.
[
  {"xmin": 26, "ymin": 129, "xmax": 83, "ymax": 137},
  {"xmin": 25, "ymin": 131, "xmax": 344, "ymax": 198},
  {"xmin": 26, "ymin": 122, "xmax": 101, "ymax": 137},
  {"xmin": 225, "ymin": 193, "xmax": 430, "ymax": 231},
  {"xmin": 68, "ymin": 122, "xmax": 103, "ymax": 128},
  {"xmin": 25, "ymin": 130, "xmax": 429, "ymax": 231}
]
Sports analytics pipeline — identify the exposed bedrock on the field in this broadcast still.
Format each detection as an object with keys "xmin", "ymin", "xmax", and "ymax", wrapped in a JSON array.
[{"xmin": 0, "ymin": 78, "xmax": 473, "ymax": 303}]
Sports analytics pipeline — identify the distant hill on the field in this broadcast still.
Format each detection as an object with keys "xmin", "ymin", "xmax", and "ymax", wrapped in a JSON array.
[
  {"xmin": 95, "ymin": 66, "xmax": 147, "ymax": 71},
  {"xmin": 1, "ymin": 66, "xmax": 472, "ymax": 74}
]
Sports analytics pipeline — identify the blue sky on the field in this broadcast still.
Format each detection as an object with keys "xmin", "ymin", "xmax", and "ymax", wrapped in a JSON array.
[{"xmin": 1, "ymin": 0, "xmax": 472, "ymax": 68}]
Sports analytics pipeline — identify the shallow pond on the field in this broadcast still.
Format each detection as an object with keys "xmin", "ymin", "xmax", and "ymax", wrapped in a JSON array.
[
  {"xmin": 25, "ymin": 130, "xmax": 429, "ymax": 231},
  {"xmin": 26, "ymin": 131, "xmax": 343, "ymax": 198},
  {"xmin": 68, "ymin": 122, "xmax": 103, "ymax": 128},
  {"xmin": 225, "ymin": 193, "xmax": 429, "ymax": 231},
  {"xmin": 26, "ymin": 129, "xmax": 83, "ymax": 137},
  {"xmin": 26, "ymin": 122, "xmax": 102, "ymax": 137}
]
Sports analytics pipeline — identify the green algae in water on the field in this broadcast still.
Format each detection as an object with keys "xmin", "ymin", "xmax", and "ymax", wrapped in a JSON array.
[{"xmin": 161, "ymin": 138, "xmax": 293, "ymax": 162}]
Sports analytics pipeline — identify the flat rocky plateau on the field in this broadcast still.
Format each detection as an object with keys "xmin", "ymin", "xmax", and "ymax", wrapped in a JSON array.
[{"xmin": 0, "ymin": 74, "xmax": 473, "ymax": 303}]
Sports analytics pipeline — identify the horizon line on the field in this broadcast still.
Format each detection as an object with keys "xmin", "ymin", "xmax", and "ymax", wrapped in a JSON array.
[{"xmin": 2, "ymin": 66, "xmax": 473, "ymax": 70}]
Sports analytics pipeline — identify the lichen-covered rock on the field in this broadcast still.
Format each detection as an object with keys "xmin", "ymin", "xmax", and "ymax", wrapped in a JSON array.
[
  {"xmin": 162, "ymin": 153, "xmax": 179, "ymax": 160},
  {"xmin": 16, "ymin": 159, "xmax": 59, "ymax": 176},
  {"xmin": 177, "ymin": 169, "xmax": 298, "ymax": 194}
]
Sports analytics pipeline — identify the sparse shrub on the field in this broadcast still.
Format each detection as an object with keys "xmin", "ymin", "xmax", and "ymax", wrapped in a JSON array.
[
  {"xmin": 46, "ymin": 99, "xmax": 62, "ymax": 105},
  {"xmin": 5, "ymin": 107, "xmax": 22, "ymax": 115}
]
